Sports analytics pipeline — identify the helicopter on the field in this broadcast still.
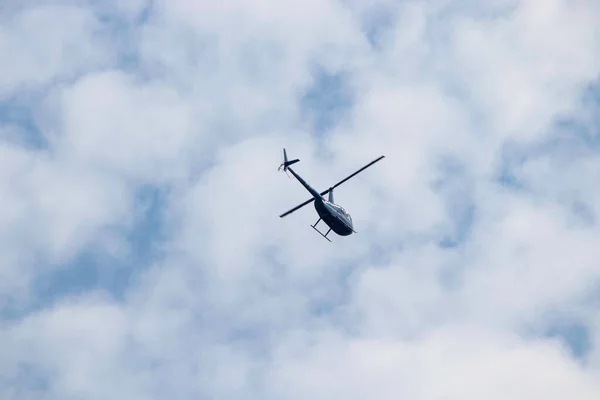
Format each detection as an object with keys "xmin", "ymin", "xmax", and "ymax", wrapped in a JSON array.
[{"xmin": 278, "ymin": 148, "xmax": 385, "ymax": 242}]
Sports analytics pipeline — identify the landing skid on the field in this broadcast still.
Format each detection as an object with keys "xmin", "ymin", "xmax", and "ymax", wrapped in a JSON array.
[{"xmin": 311, "ymin": 217, "xmax": 332, "ymax": 242}]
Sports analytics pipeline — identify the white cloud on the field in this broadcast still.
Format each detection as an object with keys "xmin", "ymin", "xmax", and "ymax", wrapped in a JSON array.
[
  {"xmin": 58, "ymin": 70, "xmax": 196, "ymax": 183},
  {"xmin": 2, "ymin": 0, "xmax": 600, "ymax": 398},
  {"xmin": 268, "ymin": 327, "xmax": 600, "ymax": 400},
  {"xmin": 0, "ymin": 144, "xmax": 132, "ymax": 301},
  {"xmin": 444, "ymin": 0, "xmax": 599, "ymax": 142},
  {"xmin": 0, "ymin": 4, "xmax": 112, "ymax": 97}
]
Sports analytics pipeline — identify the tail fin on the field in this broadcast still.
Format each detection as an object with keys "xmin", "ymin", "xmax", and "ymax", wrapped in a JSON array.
[{"xmin": 278, "ymin": 148, "xmax": 300, "ymax": 171}]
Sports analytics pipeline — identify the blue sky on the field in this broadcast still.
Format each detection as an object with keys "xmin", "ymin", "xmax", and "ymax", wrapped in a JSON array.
[{"xmin": 2, "ymin": 0, "xmax": 600, "ymax": 398}]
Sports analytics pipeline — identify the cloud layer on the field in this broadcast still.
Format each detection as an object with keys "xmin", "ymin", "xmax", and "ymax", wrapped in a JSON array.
[{"xmin": 2, "ymin": 0, "xmax": 600, "ymax": 398}]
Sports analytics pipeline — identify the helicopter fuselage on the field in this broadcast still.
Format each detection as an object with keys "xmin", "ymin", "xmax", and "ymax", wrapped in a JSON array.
[{"xmin": 314, "ymin": 198, "xmax": 353, "ymax": 236}]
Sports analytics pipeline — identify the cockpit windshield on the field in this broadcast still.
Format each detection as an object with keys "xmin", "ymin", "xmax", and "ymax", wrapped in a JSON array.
[{"xmin": 334, "ymin": 205, "xmax": 352, "ymax": 221}]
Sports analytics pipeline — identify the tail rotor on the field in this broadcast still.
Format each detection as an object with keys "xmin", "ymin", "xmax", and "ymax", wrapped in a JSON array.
[{"xmin": 278, "ymin": 148, "xmax": 299, "ymax": 178}]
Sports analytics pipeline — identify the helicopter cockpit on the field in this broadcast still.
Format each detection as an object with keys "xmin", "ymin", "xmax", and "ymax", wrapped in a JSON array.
[{"xmin": 332, "ymin": 204, "xmax": 352, "ymax": 222}]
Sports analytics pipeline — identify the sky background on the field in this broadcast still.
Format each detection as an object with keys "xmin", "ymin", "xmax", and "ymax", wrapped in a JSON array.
[{"xmin": 2, "ymin": 0, "xmax": 600, "ymax": 398}]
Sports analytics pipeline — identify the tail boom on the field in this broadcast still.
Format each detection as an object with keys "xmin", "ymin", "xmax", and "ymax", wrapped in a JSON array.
[
  {"xmin": 279, "ymin": 148, "xmax": 321, "ymax": 200},
  {"xmin": 286, "ymin": 166, "xmax": 322, "ymax": 200}
]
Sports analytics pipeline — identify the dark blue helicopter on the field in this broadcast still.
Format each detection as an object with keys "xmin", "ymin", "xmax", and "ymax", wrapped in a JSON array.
[{"xmin": 278, "ymin": 148, "xmax": 385, "ymax": 242}]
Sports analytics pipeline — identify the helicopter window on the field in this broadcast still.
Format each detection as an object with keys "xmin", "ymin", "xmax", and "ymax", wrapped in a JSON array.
[
  {"xmin": 343, "ymin": 209, "xmax": 352, "ymax": 221},
  {"xmin": 331, "ymin": 204, "xmax": 351, "ymax": 220}
]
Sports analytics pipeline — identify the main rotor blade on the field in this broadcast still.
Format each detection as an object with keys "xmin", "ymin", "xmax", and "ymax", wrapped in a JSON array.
[
  {"xmin": 279, "ymin": 197, "xmax": 316, "ymax": 218},
  {"xmin": 330, "ymin": 155, "xmax": 385, "ymax": 190},
  {"xmin": 279, "ymin": 186, "xmax": 335, "ymax": 218},
  {"xmin": 279, "ymin": 155, "xmax": 384, "ymax": 218}
]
